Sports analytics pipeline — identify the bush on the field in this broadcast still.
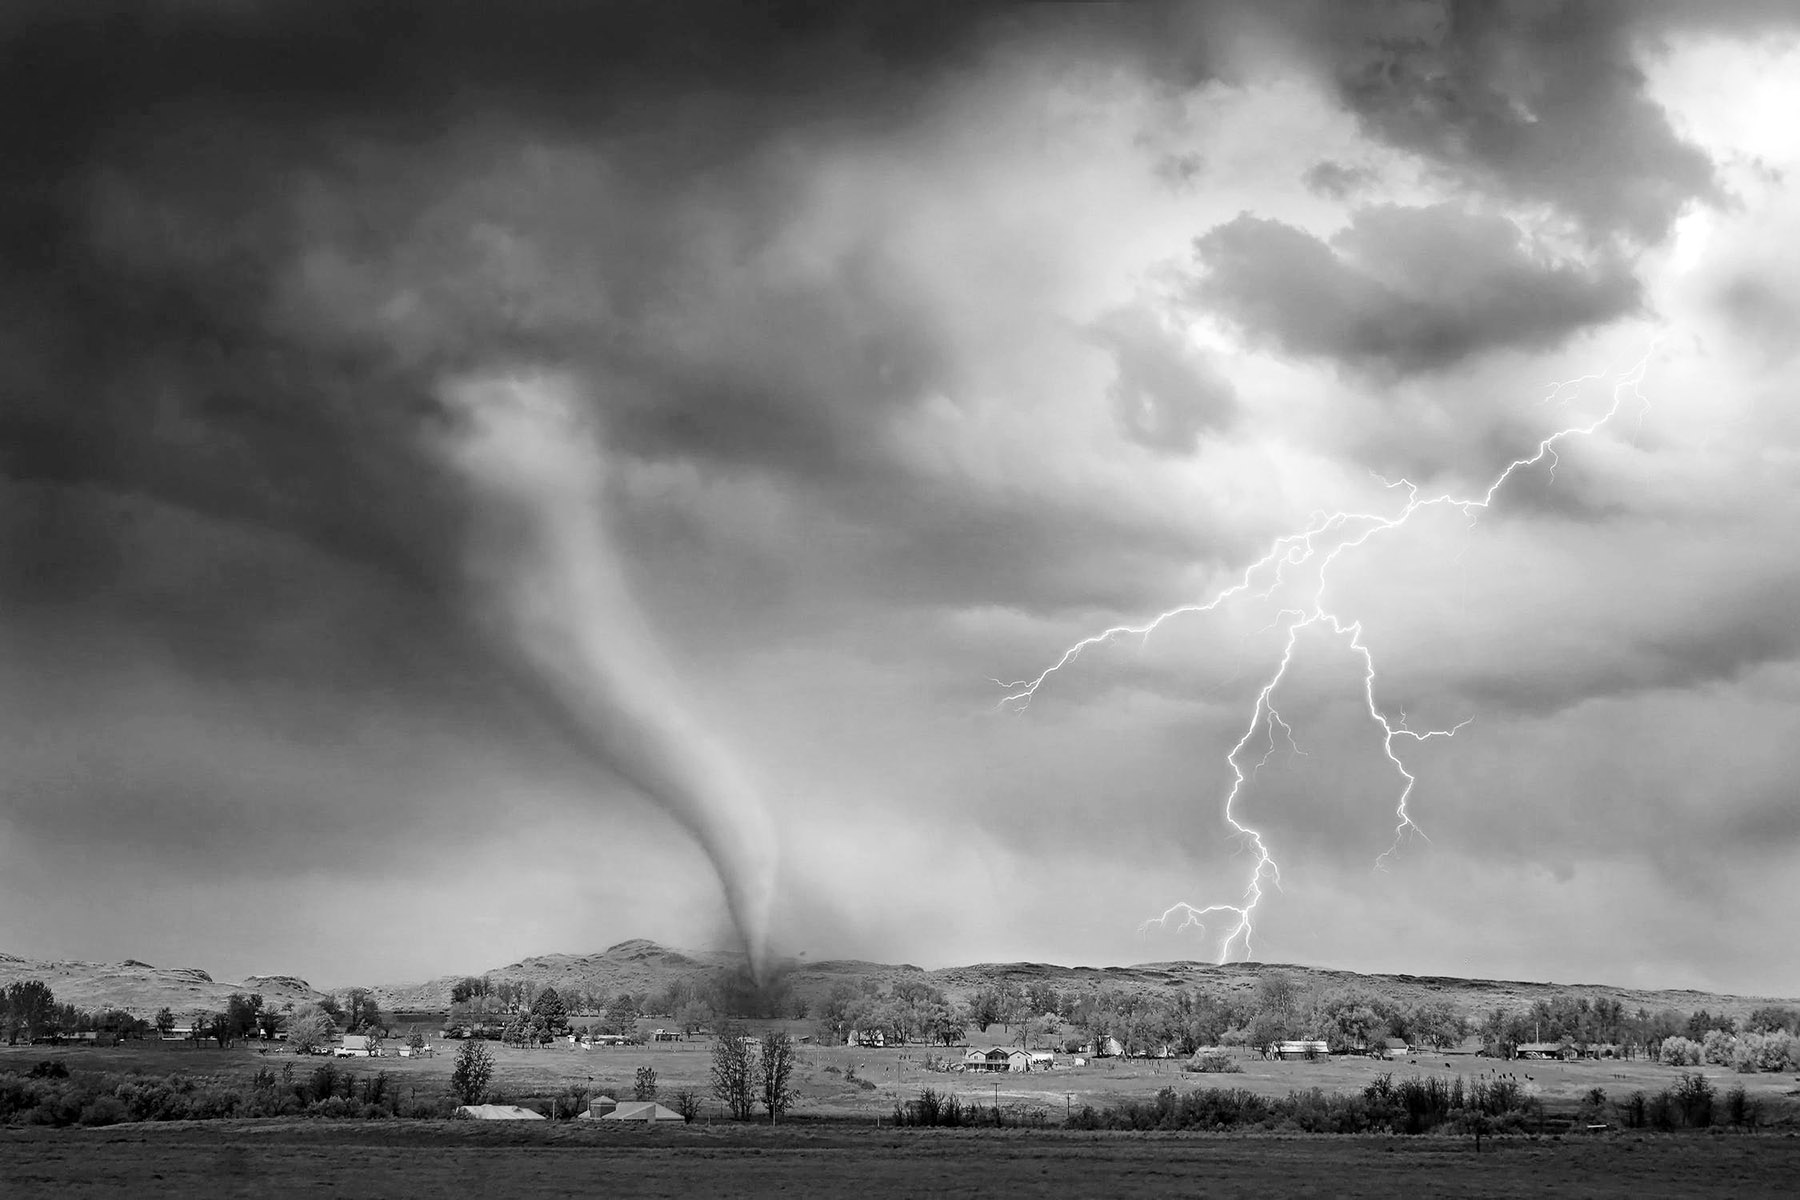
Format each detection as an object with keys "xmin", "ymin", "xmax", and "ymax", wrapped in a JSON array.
[
  {"xmin": 1702, "ymin": 1029, "xmax": 1736, "ymax": 1066},
  {"xmin": 1067, "ymin": 1074, "xmax": 1535, "ymax": 1136},
  {"xmin": 1185, "ymin": 1049, "xmax": 1242, "ymax": 1074},
  {"xmin": 1659, "ymin": 1036, "xmax": 1703, "ymax": 1066},
  {"xmin": 1618, "ymin": 1090, "xmax": 1648, "ymax": 1129},
  {"xmin": 1732, "ymin": 1031, "xmax": 1799, "ymax": 1073},
  {"xmin": 1674, "ymin": 1072, "xmax": 1714, "ymax": 1128},
  {"xmin": 1724, "ymin": 1083, "xmax": 1758, "ymax": 1128},
  {"xmin": 549, "ymin": 1087, "xmax": 590, "ymax": 1120}
]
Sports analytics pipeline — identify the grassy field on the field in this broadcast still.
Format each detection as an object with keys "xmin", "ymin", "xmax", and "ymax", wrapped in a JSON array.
[
  {"xmin": 3, "ymin": 1119, "xmax": 1799, "ymax": 1199},
  {"xmin": 7, "ymin": 1040, "xmax": 1799, "ymax": 1197},
  {"xmin": 7, "ymin": 1037, "xmax": 1797, "ymax": 1120}
]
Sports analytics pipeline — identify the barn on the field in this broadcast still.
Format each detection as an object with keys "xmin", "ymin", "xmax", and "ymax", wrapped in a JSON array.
[{"xmin": 601, "ymin": 1102, "xmax": 686, "ymax": 1123}]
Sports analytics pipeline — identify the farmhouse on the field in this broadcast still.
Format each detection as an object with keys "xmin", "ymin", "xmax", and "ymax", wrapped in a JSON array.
[
  {"xmin": 1516, "ymin": 1042, "xmax": 1572, "ymax": 1060},
  {"xmin": 1377, "ymin": 1037, "xmax": 1410, "ymax": 1058},
  {"xmin": 962, "ymin": 1047, "xmax": 1034, "ymax": 1072},
  {"xmin": 650, "ymin": 1028, "xmax": 683, "ymax": 1042},
  {"xmin": 334, "ymin": 1034, "xmax": 378, "ymax": 1058},
  {"xmin": 1271, "ymin": 1040, "xmax": 1330, "ymax": 1061}
]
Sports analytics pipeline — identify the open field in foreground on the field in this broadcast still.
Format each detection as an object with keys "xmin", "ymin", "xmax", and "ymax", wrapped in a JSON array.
[
  {"xmin": 7, "ymin": 1039, "xmax": 1798, "ymax": 1122},
  {"xmin": 3, "ymin": 1120, "xmax": 1798, "ymax": 1199}
]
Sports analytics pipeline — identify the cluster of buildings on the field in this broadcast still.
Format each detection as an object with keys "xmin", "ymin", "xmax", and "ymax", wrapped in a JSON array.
[{"xmin": 959, "ymin": 1046, "xmax": 1057, "ymax": 1072}]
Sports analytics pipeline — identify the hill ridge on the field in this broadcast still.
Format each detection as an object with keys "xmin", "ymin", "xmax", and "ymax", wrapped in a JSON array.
[{"xmin": 4, "ymin": 941, "xmax": 1794, "ymax": 1019}]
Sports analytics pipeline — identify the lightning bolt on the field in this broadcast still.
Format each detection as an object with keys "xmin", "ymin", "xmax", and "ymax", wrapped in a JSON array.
[{"xmin": 1000, "ymin": 349, "xmax": 1654, "ymax": 962}]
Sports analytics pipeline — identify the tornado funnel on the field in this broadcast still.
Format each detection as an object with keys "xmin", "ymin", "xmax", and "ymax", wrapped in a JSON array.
[{"xmin": 437, "ymin": 371, "xmax": 778, "ymax": 977}]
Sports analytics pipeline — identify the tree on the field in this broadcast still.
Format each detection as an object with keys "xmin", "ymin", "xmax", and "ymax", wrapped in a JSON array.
[
  {"xmin": 634, "ymin": 1065, "xmax": 658, "ymax": 1101},
  {"xmin": 225, "ymin": 993, "xmax": 264, "ymax": 1043},
  {"xmin": 3, "ymin": 980, "xmax": 55, "ymax": 1044},
  {"xmin": 1317, "ymin": 986, "xmax": 1389, "ymax": 1053},
  {"xmin": 968, "ymin": 987, "xmax": 1000, "ymax": 1033},
  {"xmin": 1254, "ymin": 972, "xmax": 1301, "ymax": 1026},
  {"xmin": 286, "ymin": 1003, "xmax": 337, "ymax": 1054},
  {"xmin": 344, "ymin": 988, "xmax": 383, "ymax": 1034},
  {"xmin": 677, "ymin": 999, "xmax": 714, "ymax": 1037},
  {"xmin": 710, "ymin": 1024, "xmax": 756, "ymax": 1120},
  {"xmin": 1744, "ymin": 1006, "xmax": 1799, "ymax": 1035},
  {"xmin": 450, "ymin": 976, "xmax": 490, "ymax": 1006},
  {"xmin": 407, "ymin": 1026, "xmax": 426, "ymax": 1051},
  {"xmin": 451, "ymin": 1039, "xmax": 494, "ymax": 1105},
  {"xmin": 154, "ymin": 1007, "xmax": 175, "ymax": 1037},
  {"xmin": 758, "ymin": 1031, "xmax": 798, "ymax": 1122},
  {"xmin": 605, "ymin": 993, "xmax": 642, "ymax": 1038},
  {"xmin": 1405, "ymin": 1000, "xmax": 1464, "ymax": 1051},
  {"xmin": 671, "ymin": 1090, "xmax": 701, "ymax": 1123},
  {"xmin": 814, "ymin": 983, "xmax": 857, "ymax": 1044},
  {"xmin": 530, "ymin": 987, "xmax": 569, "ymax": 1035}
]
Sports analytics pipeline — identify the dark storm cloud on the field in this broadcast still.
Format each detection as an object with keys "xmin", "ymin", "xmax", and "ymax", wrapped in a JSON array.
[
  {"xmin": 0, "ymin": 0, "xmax": 1019, "ymax": 577},
  {"xmin": 1321, "ymin": 0, "xmax": 1723, "ymax": 244},
  {"xmin": 1188, "ymin": 203, "xmax": 1641, "ymax": 376},
  {"xmin": 1301, "ymin": 160, "xmax": 1377, "ymax": 200},
  {"xmin": 1088, "ymin": 303, "xmax": 1238, "ymax": 455}
]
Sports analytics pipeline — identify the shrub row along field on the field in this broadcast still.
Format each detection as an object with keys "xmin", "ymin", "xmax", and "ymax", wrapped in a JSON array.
[
  {"xmin": 7, "ymin": 1050, "xmax": 1794, "ymax": 1137},
  {"xmin": 896, "ymin": 1071, "xmax": 1789, "ymax": 1136}
]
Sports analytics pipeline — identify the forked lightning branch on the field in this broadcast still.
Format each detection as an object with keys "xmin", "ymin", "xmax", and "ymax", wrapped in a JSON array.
[{"xmin": 997, "ymin": 351, "xmax": 1654, "ymax": 963}]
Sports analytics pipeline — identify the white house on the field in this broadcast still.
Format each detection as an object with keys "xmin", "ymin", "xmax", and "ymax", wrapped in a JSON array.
[{"xmin": 963, "ymin": 1047, "xmax": 1035, "ymax": 1072}]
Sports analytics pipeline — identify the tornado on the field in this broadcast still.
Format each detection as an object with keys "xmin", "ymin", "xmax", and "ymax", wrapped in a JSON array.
[{"xmin": 436, "ymin": 371, "xmax": 779, "ymax": 977}]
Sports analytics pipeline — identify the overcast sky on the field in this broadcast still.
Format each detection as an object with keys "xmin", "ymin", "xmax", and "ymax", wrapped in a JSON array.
[{"xmin": 4, "ymin": 1, "xmax": 1799, "ymax": 996}]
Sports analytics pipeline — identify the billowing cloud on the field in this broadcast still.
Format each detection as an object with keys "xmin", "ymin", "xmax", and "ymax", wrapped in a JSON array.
[
  {"xmin": 1089, "ymin": 303, "xmax": 1239, "ymax": 453},
  {"xmin": 1189, "ymin": 204, "xmax": 1642, "ymax": 376},
  {"xmin": 1322, "ymin": 0, "xmax": 1724, "ymax": 244}
]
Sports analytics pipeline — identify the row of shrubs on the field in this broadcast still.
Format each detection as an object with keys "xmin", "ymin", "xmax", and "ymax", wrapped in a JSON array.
[
  {"xmin": 1657, "ymin": 1031, "xmax": 1800, "ymax": 1072},
  {"xmin": 1062, "ymin": 1073, "xmax": 1541, "ymax": 1135},
  {"xmin": 1609, "ymin": 1074, "xmax": 1768, "ymax": 1130},
  {"xmin": 0, "ymin": 1063, "xmax": 460, "ymax": 1127},
  {"xmin": 892, "ymin": 1089, "xmax": 1051, "ymax": 1127}
]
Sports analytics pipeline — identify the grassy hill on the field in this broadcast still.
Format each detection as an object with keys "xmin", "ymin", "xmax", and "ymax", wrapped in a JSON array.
[
  {"xmin": 6, "ymin": 939, "xmax": 1794, "ymax": 1022},
  {"xmin": 0, "ymin": 952, "xmax": 323, "ymax": 1018},
  {"xmin": 368, "ymin": 939, "xmax": 1798, "ymax": 1023}
]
